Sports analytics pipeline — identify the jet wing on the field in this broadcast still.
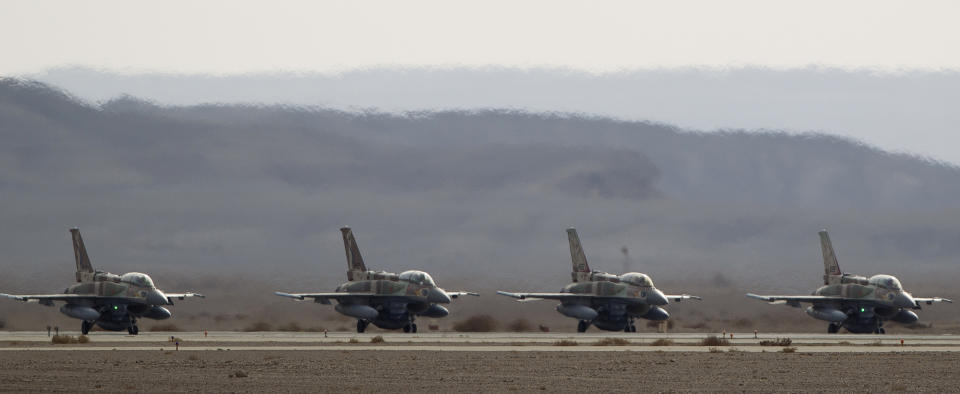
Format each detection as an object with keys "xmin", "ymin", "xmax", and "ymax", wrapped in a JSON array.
[
  {"xmin": 0, "ymin": 293, "xmax": 123, "ymax": 306},
  {"xmin": 746, "ymin": 293, "xmax": 847, "ymax": 306},
  {"xmin": 446, "ymin": 291, "xmax": 480, "ymax": 299},
  {"xmin": 496, "ymin": 290, "xmax": 591, "ymax": 302},
  {"xmin": 275, "ymin": 291, "xmax": 380, "ymax": 305},
  {"xmin": 163, "ymin": 292, "xmax": 205, "ymax": 304},
  {"xmin": 913, "ymin": 297, "xmax": 953, "ymax": 306},
  {"xmin": 666, "ymin": 294, "xmax": 702, "ymax": 302}
]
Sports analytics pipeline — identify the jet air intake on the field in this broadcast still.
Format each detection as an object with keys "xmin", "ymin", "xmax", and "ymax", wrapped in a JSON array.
[
  {"xmin": 641, "ymin": 306, "xmax": 670, "ymax": 321},
  {"xmin": 556, "ymin": 304, "xmax": 598, "ymax": 321},
  {"xmin": 419, "ymin": 304, "xmax": 449, "ymax": 318},
  {"xmin": 891, "ymin": 310, "xmax": 919, "ymax": 324},
  {"xmin": 60, "ymin": 305, "xmax": 100, "ymax": 321},
  {"xmin": 335, "ymin": 304, "xmax": 379, "ymax": 320},
  {"xmin": 805, "ymin": 306, "xmax": 847, "ymax": 322},
  {"xmin": 143, "ymin": 306, "xmax": 172, "ymax": 320}
]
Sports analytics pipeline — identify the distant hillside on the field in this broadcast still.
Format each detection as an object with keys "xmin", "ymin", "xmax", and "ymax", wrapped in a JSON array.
[{"xmin": 1, "ymin": 78, "xmax": 958, "ymax": 294}]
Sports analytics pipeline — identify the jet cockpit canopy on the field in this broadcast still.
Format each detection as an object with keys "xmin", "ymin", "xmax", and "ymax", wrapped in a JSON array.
[
  {"xmin": 868, "ymin": 274, "xmax": 902, "ymax": 290},
  {"xmin": 121, "ymin": 272, "xmax": 155, "ymax": 288},
  {"xmin": 620, "ymin": 272, "xmax": 653, "ymax": 287},
  {"xmin": 399, "ymin": 270, "xmax": 436, "ymax": 286}
]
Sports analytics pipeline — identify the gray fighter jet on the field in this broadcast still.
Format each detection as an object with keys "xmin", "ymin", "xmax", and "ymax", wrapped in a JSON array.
[
  {"xmin": 0, "ymin": 228, "xmax": 204, "ymax": 334},
  {"xmin": 498, "ymin": 228, "xmax": 700, "ymax": 332},
  {"xmin": 275, "ymin": 227, "xmax": 478, "ymax": 333},
  {"xmin": 747, "ymin": 230, "xmax": 952, "ymax": 333}
]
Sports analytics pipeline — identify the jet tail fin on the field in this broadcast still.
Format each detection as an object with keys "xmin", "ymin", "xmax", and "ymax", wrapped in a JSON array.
[
  {"xmin": 819, "ymin": 230, "xmax": 842, "ymax": 284},
  {"xmin": 567, "ymin": 228, "xmax": 591, "ymax": 282},
  {"xmin": 341, "ymin": 227, "xmax": 367, "ymax": 280},
  {"xmin": 70, "ymin": 228, "xmax": 94, "ymax": 282}
]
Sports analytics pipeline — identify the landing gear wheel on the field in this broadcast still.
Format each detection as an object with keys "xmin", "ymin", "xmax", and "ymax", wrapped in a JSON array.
[
  {"xmin": 403, "ymin": 324, "xmax": 412, "ymax": 333},
  {"xmin": 827, "ymin": 323, "xmax": 839, "ymax": 333},
  {"xmin": 411, "ymin": 324, "xmax": 418, "ymax": 333},
  {"xmin": 127, "ymin": 324, "xmax": 139, "ymax": 335},
  {"xmin": 81, "ymin": 321, "xmax": 91, "ymax": 335},
  {"xmin": 357, "ymin": 320, "xmax": 368, "ymax": 333},
  {"xmin": 879, "ymin": 328, "xmax": 886, "ymax": 334},
  {"xmin": 577, "ymin": 320, "xmax": 589, "ymax": 333},
  {"xmin": 630, "ymin": 324, "xmax": 637, "ymax": 333}
]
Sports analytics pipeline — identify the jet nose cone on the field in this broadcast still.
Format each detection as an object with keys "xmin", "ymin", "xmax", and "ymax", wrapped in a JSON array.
[
  {"xmin": 894, "ymin": 292, "xmax": 917, "ymax": 308},
  {"xmin": 647, "ymin": 289, "xmax": 668, "ymax": 306},
  {"xmin": 146, "ymin": 289, "xmax": 170, "ymax": 305},
  {"xmin": 428, "ymin": 288, "xmax": 452, "ymax": 304}
]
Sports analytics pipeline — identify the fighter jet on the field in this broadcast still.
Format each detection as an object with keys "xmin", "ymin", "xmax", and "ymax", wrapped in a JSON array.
[
  {"xmin": 497, "ymin": 228, "xmax": 700, "ymax": 333},
  {"xmin": 0, "ymin": 228, "xmax": 204, "ymax": 335},
  {"xmin": 275, "ymin": 227, "xmax": 478, "ymax": 333},
  {"xmin": 747, "ymin": 230, "xmax": 952, "ymax": 334}
]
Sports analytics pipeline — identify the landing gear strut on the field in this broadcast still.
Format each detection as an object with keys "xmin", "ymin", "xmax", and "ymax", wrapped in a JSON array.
[
  {"xmin": 403, "ymin": 323, "xmax": 418, "ymax": 333},
  {"xmin": 623, "ymin": 320, "xmax": 637, "ymax": 333},
  {"xmin": 874, "ymin": 320, "xmax": 885, "ymax": 334},
  {"xmin": 127, "ymin": 322, "xmax": 139, "ymax": 335},
  {"xmin": 356, "ymin": 320, "xmax": 369, "ymax": 333},
  {"xmin": 81, "ymin": 320, "xmax": 92, "ymax": 335},
  {"xmin": 577, "ymin": 320, "xmax": 589, "ymax": 333}
]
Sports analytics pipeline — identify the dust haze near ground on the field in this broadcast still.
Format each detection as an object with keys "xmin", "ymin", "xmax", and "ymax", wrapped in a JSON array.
[{"xmin": 1, "ymin": 77, "xmax": 958, "ymax": 332}]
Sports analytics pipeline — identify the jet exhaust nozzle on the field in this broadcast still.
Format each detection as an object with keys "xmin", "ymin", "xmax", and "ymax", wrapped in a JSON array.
[
  {"xmin": 143, "ymin": 306, "xmax": 172, "ymax": 320},
  {"xmin": 60, "ymin": 304, "xmax": 100, "ymax": 321},
  {"xmin": 805, "ymin": 306, "xmax": 847, "ymax": 322},
  {"xmin": 646, "ymin": 289, "xmax": 668, "ymax": 306},
  {"xmin": 427, "ymin": 288, "xmax": 452, "ymax": 304},
  {"xmin": 891, "ymin": 309, "xmax": 919, "ymax": 324},
  {"xmin": 335, "ymin": 304, "xmax": 379, "ymax": 320},
  {"xmin": 894, "ymin": 292, "xmax": 917, "ymax": 309},
  {"xmin": 641, "ymin": 306, "xmax": 670, "ymax": 321},
  {"xmin": 556, "ymin": 304, "xmax": 598, "ymax": 321},
  {"xmin": 419, "ymin": 304, "xmax": 449, "ymax": 318},
  {"xmin": 146, "ymin": 289, "xmax": 171, "ymax": 306}
]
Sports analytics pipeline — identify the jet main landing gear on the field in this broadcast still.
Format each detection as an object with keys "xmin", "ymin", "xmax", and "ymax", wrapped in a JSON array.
[
  {"xmin": 81, "ymin": 320, "xmax": 92, "ymax": 335},
  {"xmin": 403, "ymin": 323, "xmax": 418, "ymax": 333},
  {"xmin": 577, "ymin": 320, "xmax": 589, "ymax": 333},
  {"xmin": 623, "ymin": 319, "xmax": 637, "ymax": 333},
  {"xmin": 357, "ymin": 320, "xmax": 369, "ymax": 333},
  {"xmin": 827, "ymin": 323, "xmax": 840, "ymax": 333}
]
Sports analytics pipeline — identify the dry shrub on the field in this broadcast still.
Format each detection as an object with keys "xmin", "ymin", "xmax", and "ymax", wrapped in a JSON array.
[
  {"xmin": 51, "ymin": 335, "xmax": 78, "ymax": 344},
  {"xmin": 77, "ymin": 335, "xmax": 90, "ymax": 344},
  {"xmin": 167, "ymin": 336, "xmax": 184, "ymax": 343},
  {"xmin": 781, "ymin": 346, "xmax": 798, "ymax": 353},
  {"xmin": 759, "ymin": 338, "xmax": 792, "ymax": 346},
  {"xmin": 700, "ymin": 336, "xmax": 730, "ymax": 346},
  {"xmin": 453, "ymin": 315, "xmax": 499, "ymax": 332},
  {"xmin": 594, "ymin": 338, "xmax": 630, "ymax": 346},
  {"xmin": 243, "ymin": 321, "xmax": 272, "ymax": 332},
  {"xmin": 707, "ymin": 347, "xmax": 723, "ymax": 353},
  {"xmin": 370, "ymin": 335, "xmax": 385, "ymax": 343},
  {"xmin": 869, "ymin": 340, "xmax": 883, "ymax": 346},
  {"xmin": 838, "ymin": 341, "xmax": 853, "ymax": 345},
  {"xmin": 650, "ymin": 338, "xmax": 674, "ymax": 346},
  {"xmin": 554, "ymin": 339, "xmax": 578, "ymax": 346},
  {"xmin": 277, "ymin": 322, "xmax": 302, "ymax": 332},
  {"xmin": 506, "ymin": 318, "xmax": 532, "ymax": 332},
  {"xmin": 348, "ymin": 338, "xmax": 359, "ymax": 343}
]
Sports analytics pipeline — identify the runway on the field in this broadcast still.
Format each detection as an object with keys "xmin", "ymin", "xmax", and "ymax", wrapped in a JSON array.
[{"xmin": 2, "ymin": 331, "xmax": 958, "ymax": 352}]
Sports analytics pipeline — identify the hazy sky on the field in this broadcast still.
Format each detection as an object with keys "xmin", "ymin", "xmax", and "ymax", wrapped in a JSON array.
[{"xmin": 3, "ymin": 0, "xmax": 960, "ymax": 74}]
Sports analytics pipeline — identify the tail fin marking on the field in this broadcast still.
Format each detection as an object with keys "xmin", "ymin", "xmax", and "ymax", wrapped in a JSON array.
[{"xmin": 819, "ymin": 230, "xmax": 841, "ymax": 284}]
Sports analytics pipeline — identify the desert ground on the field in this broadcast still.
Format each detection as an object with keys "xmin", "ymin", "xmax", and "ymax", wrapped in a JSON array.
[{"xmin": 0, "ymin": 349, "xmax": 957, "ymax": 393}]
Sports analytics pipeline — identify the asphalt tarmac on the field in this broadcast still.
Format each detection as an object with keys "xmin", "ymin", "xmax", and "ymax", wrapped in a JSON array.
[{"xmin": 2, "ymin": 331, "xmax": 958, "ymax": 352}]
